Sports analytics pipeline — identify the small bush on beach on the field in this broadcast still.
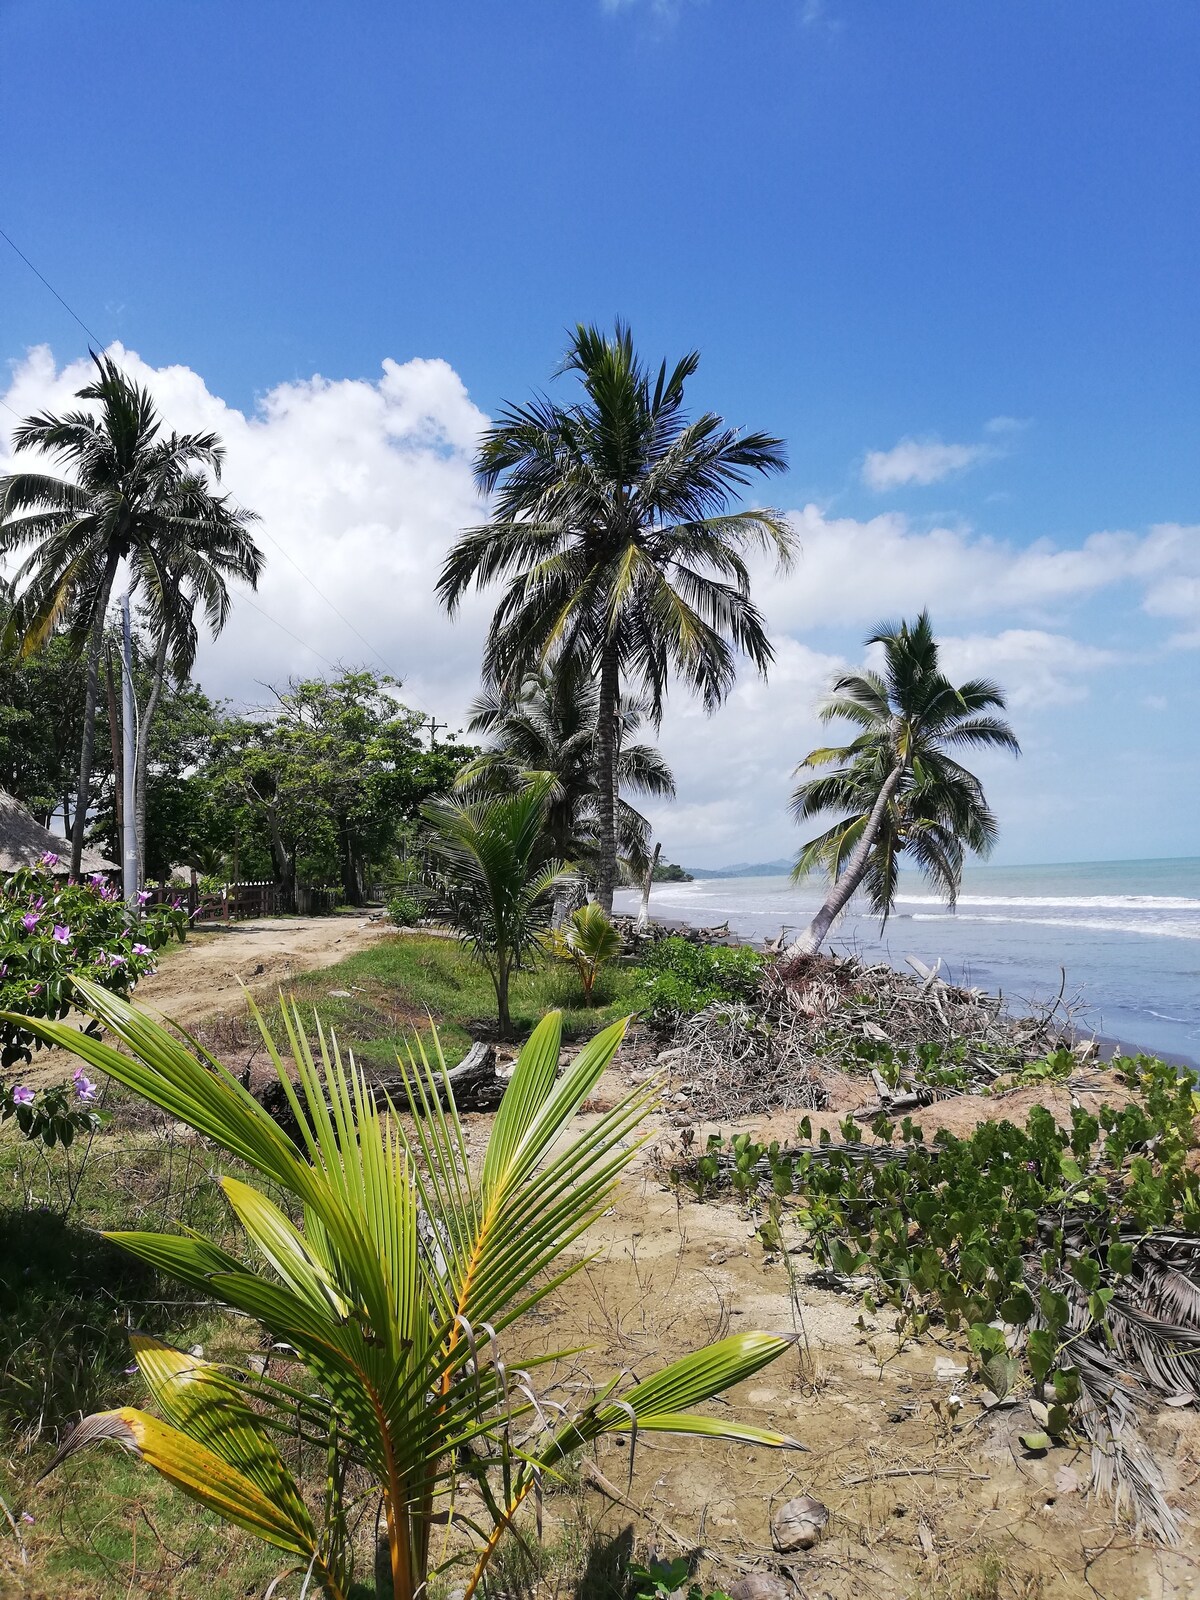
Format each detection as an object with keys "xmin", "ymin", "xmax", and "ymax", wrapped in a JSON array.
[{"xmin": 632, "ymin": 936, "xmax": 765, "ymax": 1025}]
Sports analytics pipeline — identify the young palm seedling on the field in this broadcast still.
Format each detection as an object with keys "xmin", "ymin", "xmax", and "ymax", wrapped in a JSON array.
[{"xmin": 15, "ymin": 979, "xmax": 800, "ymax": 1599}]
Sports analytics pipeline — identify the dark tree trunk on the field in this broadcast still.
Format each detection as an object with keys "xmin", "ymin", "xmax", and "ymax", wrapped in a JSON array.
[
  {"xmin": 593, "ymin": 639, "xmax": 620, "ymax": 912},
  {"xmin": 784, "ymin": 763, "xmax": 905, "ymax": 958},
  {"xmin": 71, "ymin": 549, "xmax": 120, "ymax": 875}
]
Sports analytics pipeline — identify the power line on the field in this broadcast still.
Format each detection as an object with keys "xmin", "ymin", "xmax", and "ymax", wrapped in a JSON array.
[
  {"xmin": 0, "ymin": 224, "xmax": 105, "ymax": 347},
  {"xmin": 251, "ymin": 523, "xmax": 400, "ymax": 678},
  {"xmin": 1, "ymin": 220, "xmax": 401, "ymax": 680},
  {"xmin": 237, "ymin": 592, "xmax": 341, "ymax": 671}
]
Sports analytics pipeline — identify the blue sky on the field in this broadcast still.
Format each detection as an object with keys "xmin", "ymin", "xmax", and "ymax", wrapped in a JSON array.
[{"xmin": 2, "ymin": 1, "xmax": 1197, "ymax": 866}]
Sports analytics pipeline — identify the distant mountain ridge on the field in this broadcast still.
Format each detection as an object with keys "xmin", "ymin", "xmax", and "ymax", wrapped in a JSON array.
[{"xmin": 684, "ymin": 858, "xmax": 794, "ymax": 879}]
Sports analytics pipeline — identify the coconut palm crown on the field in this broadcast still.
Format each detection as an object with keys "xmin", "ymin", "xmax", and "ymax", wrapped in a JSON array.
[
  {"xmin": 0, "ymin": 352, "xmax": 262, "ymax": 873},
  {"xmin": 786, "ymin": 611, "xmax": 1020, "ymax": 957},
  {"xmin": 437, "ymin": 321, "xmax": 793, "ymax": 909},
  {"xmin": 456, "ymin": 654, "xmax": 674, "ymax": 877}
]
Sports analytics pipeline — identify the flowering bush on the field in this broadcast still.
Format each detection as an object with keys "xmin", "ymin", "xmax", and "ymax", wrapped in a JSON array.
[{"xmin": 0, "ymin": 855, "xmax": 187, "ymax": 1144}]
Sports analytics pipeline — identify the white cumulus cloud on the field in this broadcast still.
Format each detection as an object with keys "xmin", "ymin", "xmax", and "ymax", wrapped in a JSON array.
[{"xmin": 862, "ymin": 436, "xmax": 994, "ymax": 491}]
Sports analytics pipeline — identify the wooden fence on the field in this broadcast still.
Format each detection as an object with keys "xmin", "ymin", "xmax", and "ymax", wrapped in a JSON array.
[{"xmin": 145, "ymin": 879, "xmax": 342, "ymax": 921}]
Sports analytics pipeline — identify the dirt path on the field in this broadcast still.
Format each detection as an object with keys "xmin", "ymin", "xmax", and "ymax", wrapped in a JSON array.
[{"xmin": 135, "ymin": 912, "xmax": 387, "ymax": 1028}]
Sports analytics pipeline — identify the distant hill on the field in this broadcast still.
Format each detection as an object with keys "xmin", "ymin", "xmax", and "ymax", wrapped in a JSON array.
[{"xmin": 685, "ymin": 858, "xmax": 794, "ymax": 879}]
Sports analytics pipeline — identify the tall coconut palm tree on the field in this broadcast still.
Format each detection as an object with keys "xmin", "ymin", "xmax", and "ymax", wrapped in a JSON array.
[
  {"xmin": 456, "ymin": 655, "xmax": 675, "ymax": 876},
  {"xmin": 438, "ymin": 321, "xmax": 793, "ymax": 910},
  {"xmin": 784, "ymin": 611, "xmax": 1020, "ymax": 958},
  {"xmin": 0, "ymin": 353, "xmax": 262, "ymax": 874}
]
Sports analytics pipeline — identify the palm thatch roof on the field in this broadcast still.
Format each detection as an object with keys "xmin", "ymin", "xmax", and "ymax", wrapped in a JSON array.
[{"xmin": 0, "ymin": 789, "xmax": 116, "ymax": 876}]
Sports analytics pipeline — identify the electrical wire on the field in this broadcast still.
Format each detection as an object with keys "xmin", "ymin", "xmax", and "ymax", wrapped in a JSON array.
[{"xmin": 0, "ymin": 224, "xmax": 105, "ymax": 346}]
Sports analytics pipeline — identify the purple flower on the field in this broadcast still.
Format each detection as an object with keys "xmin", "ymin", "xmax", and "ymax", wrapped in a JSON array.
[
  {"xmin": 19, "ymin": 1512, "xmax": 33, "ymax": 1525},
  {"xmin": 108, "ymin": 952, "xmax": 125, "ymax": 966},
  {"xmin": 136, "ymin": 889, "xmax": 151, "ymax": 906},
  {"xmin": 52, "ymin": 924, "xmax": 70, "ymax": 945},
  {"xmin": 73, "ymin": 1068, "xmax": 97, "ymax": 1102},
  {"xmin": 89, "ymin": 873, "xmax": 105, "ymax": 887},
  {"xmin": 31, "ymin": 896, "xmax": 44, "ymax": 910},
  {"xmin": 39, "ymin": 851, "xmax": 59, "ymax": 869},
  {"xmin": 132, "ymin": 942, "xmax": 151, "ymax": 956},
  {"xmin": 11, "ymin": 1085, "xmax": 34, "ymax": 1106},
  {"xmin": 21, "ymin": 912, "xmax": 39, "ymax": 932}
]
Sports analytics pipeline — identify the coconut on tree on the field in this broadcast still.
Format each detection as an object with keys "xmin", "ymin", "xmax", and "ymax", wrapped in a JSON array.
[
  {"xmin": 438, "ymin": 321, "xmax": 793, "ymax": 910},
  {"xmin": 0, "ymin": 353, "xmax": 262, "ymax": 874},
  {"xmin": 784, "ymin": 611, "xmax": 1020, "ymax": 959}
]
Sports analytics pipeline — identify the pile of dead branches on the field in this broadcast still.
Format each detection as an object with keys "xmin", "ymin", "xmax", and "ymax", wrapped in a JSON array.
[
  {"xmin": 655, "ymin": 948, "xmax": 1083, "ymax": 1119},
  {"xmin": 659, "ymin": 1000, "xmax": 828, "ymax": 1119}
]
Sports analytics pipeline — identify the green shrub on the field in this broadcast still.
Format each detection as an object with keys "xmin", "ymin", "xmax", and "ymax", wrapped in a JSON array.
[
  {"xmin": 631, "ymin": 935, "xmax": 764, "ymax": 1023},
  {"xmin": 387, "ymin": 888, "xmax": 423, "ymax": 927},
  {"xmin": 0, "ymin": 860, "xmax": 186, "ymax": 1142}
]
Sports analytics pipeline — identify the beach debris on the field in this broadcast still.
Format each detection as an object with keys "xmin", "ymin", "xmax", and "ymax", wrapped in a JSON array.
[
  {"xmin": 728, "ymin": 1578, "xmax": 793, "ymax": 1600},
  {"xmin": 771, "ymin": 1493, "xmax": 829, "ymax": 1552}
]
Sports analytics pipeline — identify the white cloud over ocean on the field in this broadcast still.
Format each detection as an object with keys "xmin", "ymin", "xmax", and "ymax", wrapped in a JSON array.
[{"xmin": 3, "ymin": 344, "xmax": 1197, "ymax": 865}]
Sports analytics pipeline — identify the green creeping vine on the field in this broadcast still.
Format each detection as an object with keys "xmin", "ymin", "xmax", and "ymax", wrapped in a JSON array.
[{"xmin": 680, "ymin": 1056, "xmax": 1200, "ymax": 1436}]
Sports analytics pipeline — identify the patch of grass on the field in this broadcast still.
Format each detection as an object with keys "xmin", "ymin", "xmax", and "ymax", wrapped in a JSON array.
[
  {"xmin": 0, "ymin": 1127, "xmax": 305, "ymax": 1599},
  {"xmin": 272, "ymin": 932, "xmax": 642, "ymax": 1067}
]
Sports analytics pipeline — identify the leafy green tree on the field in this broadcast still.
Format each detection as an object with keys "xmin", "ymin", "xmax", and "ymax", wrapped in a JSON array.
[
  {"xmin": 458, "ymin": 655, "xmax": 674, "ymax": 877},
  {"xmin": 422, "ymin": 776, "xmax": 563, "ymax": 1032},
  {"xmin": 438, "ymin": 321, "xmax": 793, "ymax": 910},
  {"xmin": 0, "ymin": 622, "xmax": 88, "ymax": 826},
  {"xmin": 31, "ymin": 985, "xmax": 799, "ymax": 1600},
  {"xmin": 0, "ymin": 353, "xmax": 261, "ymax": 874},
  {"xmin": 212, "ymin": 670, "xmax": 468, "ymax": 905},
  {"xmin": 786, "ymin": 611, "xmax": 1020, "ymax": 957}
]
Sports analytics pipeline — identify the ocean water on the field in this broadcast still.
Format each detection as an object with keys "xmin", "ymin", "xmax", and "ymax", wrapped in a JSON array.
[{"xmin": 614, "ymin": 857, "xmax": 1200, "ymax": 1067}]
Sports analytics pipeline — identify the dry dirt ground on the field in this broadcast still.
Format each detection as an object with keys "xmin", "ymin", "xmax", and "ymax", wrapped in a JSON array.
[{"xmin": 134, "ymin": 911, "xmax": 388, "ymax": 1028}]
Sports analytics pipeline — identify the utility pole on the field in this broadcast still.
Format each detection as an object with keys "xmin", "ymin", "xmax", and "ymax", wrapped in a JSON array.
[
  {"xmin": 120, "ymin": 593, "xmax": 139, "ymax": 903},
  {"xmin": 427, "ymin": 715, "xmax": 445, "ymax": 750}
]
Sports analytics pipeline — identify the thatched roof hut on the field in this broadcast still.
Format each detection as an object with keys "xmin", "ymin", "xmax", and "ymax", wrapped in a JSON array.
[{"xmin": 0, "ymin": 789, "xmax": 116, "ymax": 875}]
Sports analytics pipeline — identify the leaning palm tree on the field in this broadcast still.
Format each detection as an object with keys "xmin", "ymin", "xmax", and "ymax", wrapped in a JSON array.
[
  {"xmin": 438, "ymin": 321, "xmax": 793, "ymax": 910},
  {"xmin": 422, "ymin": 775, "xmax": 565, "ymax": 1033},
  {"xmin": 0, "ymin": 353, "xmax": 262, "ymax": 873},
  {"xmin": 458, "ymin": 655, "xmax": 675, "ymax": 877},
  {"xmin": 22, "ymin": 980, "xmax": 799, "ymax": 1600},
  {"xmin": 784, "ymin": 611, "xmax": 1020, "ymax": 958}
]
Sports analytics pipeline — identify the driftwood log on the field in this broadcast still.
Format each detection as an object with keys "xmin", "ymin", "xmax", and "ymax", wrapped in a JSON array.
[{"xmin": 255, "ymin": 1041, "xmax": 507, "ymax": 1143}]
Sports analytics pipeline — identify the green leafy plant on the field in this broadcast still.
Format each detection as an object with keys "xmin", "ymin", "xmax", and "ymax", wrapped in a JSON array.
[
  {"xmin": 421, "ymin": 775, "xmax": 565, "ymax": 1032},
  {"xmin": 683, "ymin": 1057, "xmax": 1200, "ymax": 1449},
  {"xmin": 541, "ymin": 902, "xmax": 622, "ymax": 1004},
  {"xmin": 0, "ymin": 861, "xmax": 185, "ymax": 1141},
  {"xmin": 632, "ymin": 936, "xmax": 764, "ymax": 1025},
  {"xmin": 18, "ymin": 979, "xmax": 800, "ymax": 1600},
  {"xmin": 628, "ymin": 1557, "xmax": 731, "ymax": 1600}
]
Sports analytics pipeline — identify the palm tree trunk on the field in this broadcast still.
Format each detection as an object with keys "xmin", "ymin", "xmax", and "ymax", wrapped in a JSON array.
[
  {"xmin": 784, "ymin": 764, "xmax": 905, "ymax": 959},
  {"xmin": 71, "ymin": 549, "xmax": 120, "ymax": 875},
  {"xmin": 637, "ymin": 842, "xmax": 661, "ymax": 930},
  {"xmin": 594, "ymin": 640, "xmax": 620, "ymax": 912},
  {"xmin": 135, "ymin": 627, "xmax": 170, "ymax": 882},
  {"xmin": 105, "ymin": 645, "xmax": 123, "ymax": 859},
  {"xmin": 495, "ymin": 953, "xmax": 511, "ymax": 1035}
]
